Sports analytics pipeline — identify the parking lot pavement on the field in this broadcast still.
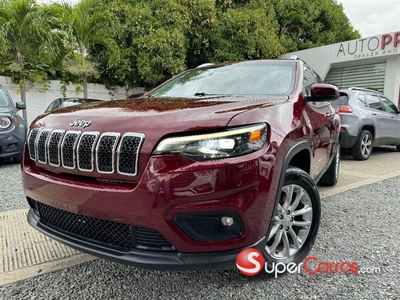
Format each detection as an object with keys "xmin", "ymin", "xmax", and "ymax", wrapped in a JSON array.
[{"xmin": 1, "ymin": 147, "xmax": 400, "ymax": 299}]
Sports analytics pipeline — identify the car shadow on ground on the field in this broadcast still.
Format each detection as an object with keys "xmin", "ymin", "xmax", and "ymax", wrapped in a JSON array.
[{"xmin": 340, "ymin": 146, "xmax": 398, "ymax": 161}]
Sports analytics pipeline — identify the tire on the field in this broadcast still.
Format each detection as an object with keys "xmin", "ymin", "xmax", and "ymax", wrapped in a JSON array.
[
  {"xmin": 351, "ymin": 130, "xmax": 373, "ymax": 160},
  {"xmin": 319, "ymin": 143, "xmax": 340, "ymax": 186},
  {"xmin": 264, "ymin": 166, "xmax": 321, "ymax": 274},
  {"xmin": 396, "ymin": 145, "xmax": 400, "ymax": 152}
]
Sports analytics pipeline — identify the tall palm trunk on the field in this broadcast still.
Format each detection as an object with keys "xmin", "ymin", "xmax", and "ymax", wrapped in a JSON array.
[
  {"xmin": 17, "ymin": 52, "xmax": 28, "ymax": 122},
  {"xmin": 83, "ymin": 73, "xmax": 88, "ymax": 98}
]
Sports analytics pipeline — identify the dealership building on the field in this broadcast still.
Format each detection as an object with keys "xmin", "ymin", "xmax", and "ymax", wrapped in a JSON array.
[{"xmin": 281, "ymin": 31, "xmax": 400, "ymax": 105}]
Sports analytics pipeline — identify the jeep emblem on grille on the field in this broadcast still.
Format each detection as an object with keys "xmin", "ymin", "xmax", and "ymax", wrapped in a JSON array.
[{"xmin": 70, "ymin": 119, "xmax": 92, "ymax": 128}]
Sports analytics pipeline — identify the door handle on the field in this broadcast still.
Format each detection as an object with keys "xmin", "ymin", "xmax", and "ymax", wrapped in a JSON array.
[{"xmin": 371, "ymin": 113, "xmax": 377, "ymax": 115}]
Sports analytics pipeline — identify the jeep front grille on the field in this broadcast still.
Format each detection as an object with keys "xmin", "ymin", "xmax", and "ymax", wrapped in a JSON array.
[{"xmin": 28, "ymin": 128, "xmax": 144, "ymax": 176}]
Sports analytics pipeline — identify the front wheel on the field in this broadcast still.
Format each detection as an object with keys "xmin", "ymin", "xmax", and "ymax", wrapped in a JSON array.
[{"xmin": 264, "ymin": 166, "xmax": 321, "ymax": 269}]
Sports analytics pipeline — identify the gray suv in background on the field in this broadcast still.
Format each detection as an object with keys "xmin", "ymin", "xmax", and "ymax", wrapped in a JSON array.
[
  {"xmin": 332, "ymin": 87, "xmax": 400, "ymax": 160},
  {"xmin": 0, "ymin": 85, "xmax": 26, "ymax": 163}
]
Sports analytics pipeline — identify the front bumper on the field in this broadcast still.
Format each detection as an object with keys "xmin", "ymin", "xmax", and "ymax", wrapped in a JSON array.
[
  {"xmin": 22, "ymin": 139, "xmax": 279, "ymax": 258},
  {"xmin": 27, "ymin": 208, "xmax": 266, "ymax": 270},
  {"xmin": 0, "ymin": 134, "xmax": 25, "ymax": 160}
]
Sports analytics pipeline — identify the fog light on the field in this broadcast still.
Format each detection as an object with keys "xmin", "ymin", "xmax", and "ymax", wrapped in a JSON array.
[
  {"xmin": 174, "ymin": 211, "xmax": 243, "ymax": 242},
  {"xmin": 221, "ymin": 216, "xmax": 234, "ymax": 227},
  {"xmin": 6, "ymin": 143, "xmax": 17, "ymax": 151}
]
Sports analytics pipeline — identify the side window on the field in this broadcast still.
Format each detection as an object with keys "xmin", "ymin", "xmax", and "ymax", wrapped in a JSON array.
[
  {"xmin": 381, "ymin": 97, "xmax": 398, "ymax": 114},
  {"xmin": 303, "ymin": 66, "xmax": 317, "ymax": 97},
  {"xmin": 45, "ymin": 100, "xmax": 60, "ymax": 113},
  {"xmin": 357, "ymin": 94, "xmax": 367, "ymax": 107},
  {"xmin": 313, "ymin": 71, "xmax": 323, "ymax": 83},
  {"xmin": 366, "ymin": 94, "xmax": 382, "ymax": 110}
]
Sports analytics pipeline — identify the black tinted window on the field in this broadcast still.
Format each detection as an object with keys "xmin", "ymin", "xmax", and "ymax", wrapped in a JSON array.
[
  {"xmin": 366, "ymin": 94, "xmax": 382, "ymax": 110},
  {"xmin": 303, "ymin": 66, "xmax": 317, "ymax": 97},
  {"xmin": 331, "ymin": 95, "xmax": 348, "ymax": 106}
]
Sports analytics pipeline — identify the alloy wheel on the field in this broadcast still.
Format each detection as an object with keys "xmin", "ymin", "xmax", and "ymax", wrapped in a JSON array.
[
  {"xmin": 360, "ymin": 134, "xmax": 372, "ymax": 158},
  {"xmin": 265, "ymin": 184, "xmax": 313, "ymax": 260}
]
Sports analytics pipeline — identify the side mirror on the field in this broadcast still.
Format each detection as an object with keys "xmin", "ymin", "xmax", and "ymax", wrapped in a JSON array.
[
  {"xmin": 16, "ymin": 102, "xmax": 26, "ymax": 110},
  {"xmin": 306, "ymin": 84, "xmax": 340, "ymax": 102}
]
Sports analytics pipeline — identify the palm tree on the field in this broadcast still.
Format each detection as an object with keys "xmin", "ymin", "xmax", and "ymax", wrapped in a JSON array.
[
  {"xmin": 49, "ymin": 0, "xmax": 119, "ymax": 98},
  {"xmin": 279, "ymin": 11, "xmax": 304, "ymax": 37},
  {"xmin": 0, "ymin": 0, "xmax": 57, "ymax": 121}
]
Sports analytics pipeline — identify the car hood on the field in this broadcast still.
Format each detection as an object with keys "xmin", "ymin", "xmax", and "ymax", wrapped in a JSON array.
[
  {"xmin": 31, "ymin": 95, "xmax": 288, "ymax": 140},
  {"xmin": 33, "ymin": 96, "xmax": 288, "ymax": 132},
  {"xmin": 0, "ymin": 107, "xmax": 15, "ymax": 114}
]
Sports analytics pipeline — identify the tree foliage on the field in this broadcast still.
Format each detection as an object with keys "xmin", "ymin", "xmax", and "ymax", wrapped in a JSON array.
[
  {"xmin": 91, "ymin": 0, "xmax": 216, "ymax": 89},
  {"xmin": 209, "ymin": 0, "xmax": 283, "ymax": 62},
  {"xmin": 270, "ymin": 0, "xmax": 360, "ymax": 52},
  {"xmin": 0, "ymin": 0, "xmax": 60, "ymax": 119},
  {"xmin": 0, "ymin": 0, "xmax": 361, "ymax": 96},
  {"xmin": 47, "ymin": 0, "xmax": 119, "ymax": 97}
]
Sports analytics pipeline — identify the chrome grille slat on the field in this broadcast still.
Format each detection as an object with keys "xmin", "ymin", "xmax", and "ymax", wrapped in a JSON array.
[
  {"xmin": 77, "ymin": 132, "xmax": 99, "ymax": 172},
  {"xmin": 37, "ymin": 130, "xmax": 51, "ymax": 164},
  {"xmin": 96, "ymin": 133, "xmax": 120, "ymax": 174},
  {"xmin": 117, "ymin": 133, "xmax": 144, "ymax": 176},
  {"xmin": 47, "ymin": 130, "xmax": 65, "ymax": 167},
  {"xmin": 28, "ymin": 128, "xmax": 40, "ymax": 161},
  {"xmin": 61, "ymin": 131, "xmax": 81, "ymax": 169},
  {"xmin": 28, "ymin": 129, "xmax": 143, "ymax": 176}
]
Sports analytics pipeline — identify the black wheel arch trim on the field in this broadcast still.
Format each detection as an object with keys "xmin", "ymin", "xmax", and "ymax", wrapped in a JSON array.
[
  {"xmin": 314, "ymin": 141, "xmax": 340, "ymax": 184},
  {"xmin": 264, "ymin": 141, "xmax": 312, "ymax": 244},
  {"xmin": 357, "ymin": 123, "xmax": 374, "ymax": 138}
]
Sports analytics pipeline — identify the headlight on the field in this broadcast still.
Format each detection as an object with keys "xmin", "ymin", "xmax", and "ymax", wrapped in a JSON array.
[
  {"xmin": 153, "ymin": 123, "xmax": 267, "ymax": 160},
  {"xmin": 0, "ymin": 117, "xmax": 12, "ymax": 129}
]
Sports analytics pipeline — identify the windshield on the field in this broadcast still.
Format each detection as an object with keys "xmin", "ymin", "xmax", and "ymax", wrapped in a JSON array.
[
  {"xmin": 0, "ymin": 89, "xmax": 12, "ymax": 107},
  {"xmin": 62, "ymin": 99, "xmax": 99, "ymax": 108},
  {"xmin": 149, "ymin": 61, "xmax": 296, "ymax": 98}
]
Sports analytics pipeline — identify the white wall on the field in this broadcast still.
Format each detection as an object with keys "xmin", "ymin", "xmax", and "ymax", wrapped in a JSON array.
[
  {"xmin": 0, "ymin": 76, "xmax": 145, "ymax": 125},
  {"xmin": 281, "ymin": 30, "xmax": 400, "ymax": 104},
  {"xmin": 384, "ymin": 56, "xmax": 400, "ymax": 103}
]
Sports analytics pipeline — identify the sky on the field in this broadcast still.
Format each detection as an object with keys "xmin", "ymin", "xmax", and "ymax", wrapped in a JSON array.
[
  {"xmin": 339, "ymin": 0, "xmax": 400, "ymax": 37},
  {"xmin": 37, "ymin": 0, "xmax": 400, "ymax": 38}
]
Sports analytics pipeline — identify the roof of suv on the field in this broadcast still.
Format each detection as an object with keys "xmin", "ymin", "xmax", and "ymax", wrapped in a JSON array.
[{"xmin": 345, "ymin": 87, "xmax": 382, "ymax": 95}]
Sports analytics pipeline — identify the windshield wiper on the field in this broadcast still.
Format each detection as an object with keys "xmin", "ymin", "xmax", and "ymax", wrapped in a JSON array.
[
  {"xmin": 194, "ymin": 92, "xmax": 208, "ymax": 96},
  {"xmin": 194, "ymin": 92, "xmax": 227, "ymax": 97}
]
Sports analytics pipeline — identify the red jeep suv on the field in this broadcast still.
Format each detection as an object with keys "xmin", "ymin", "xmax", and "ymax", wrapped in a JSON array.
[{"xmin": 22, "ymin": 59, "xmax": 340, "ymax": 271}]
